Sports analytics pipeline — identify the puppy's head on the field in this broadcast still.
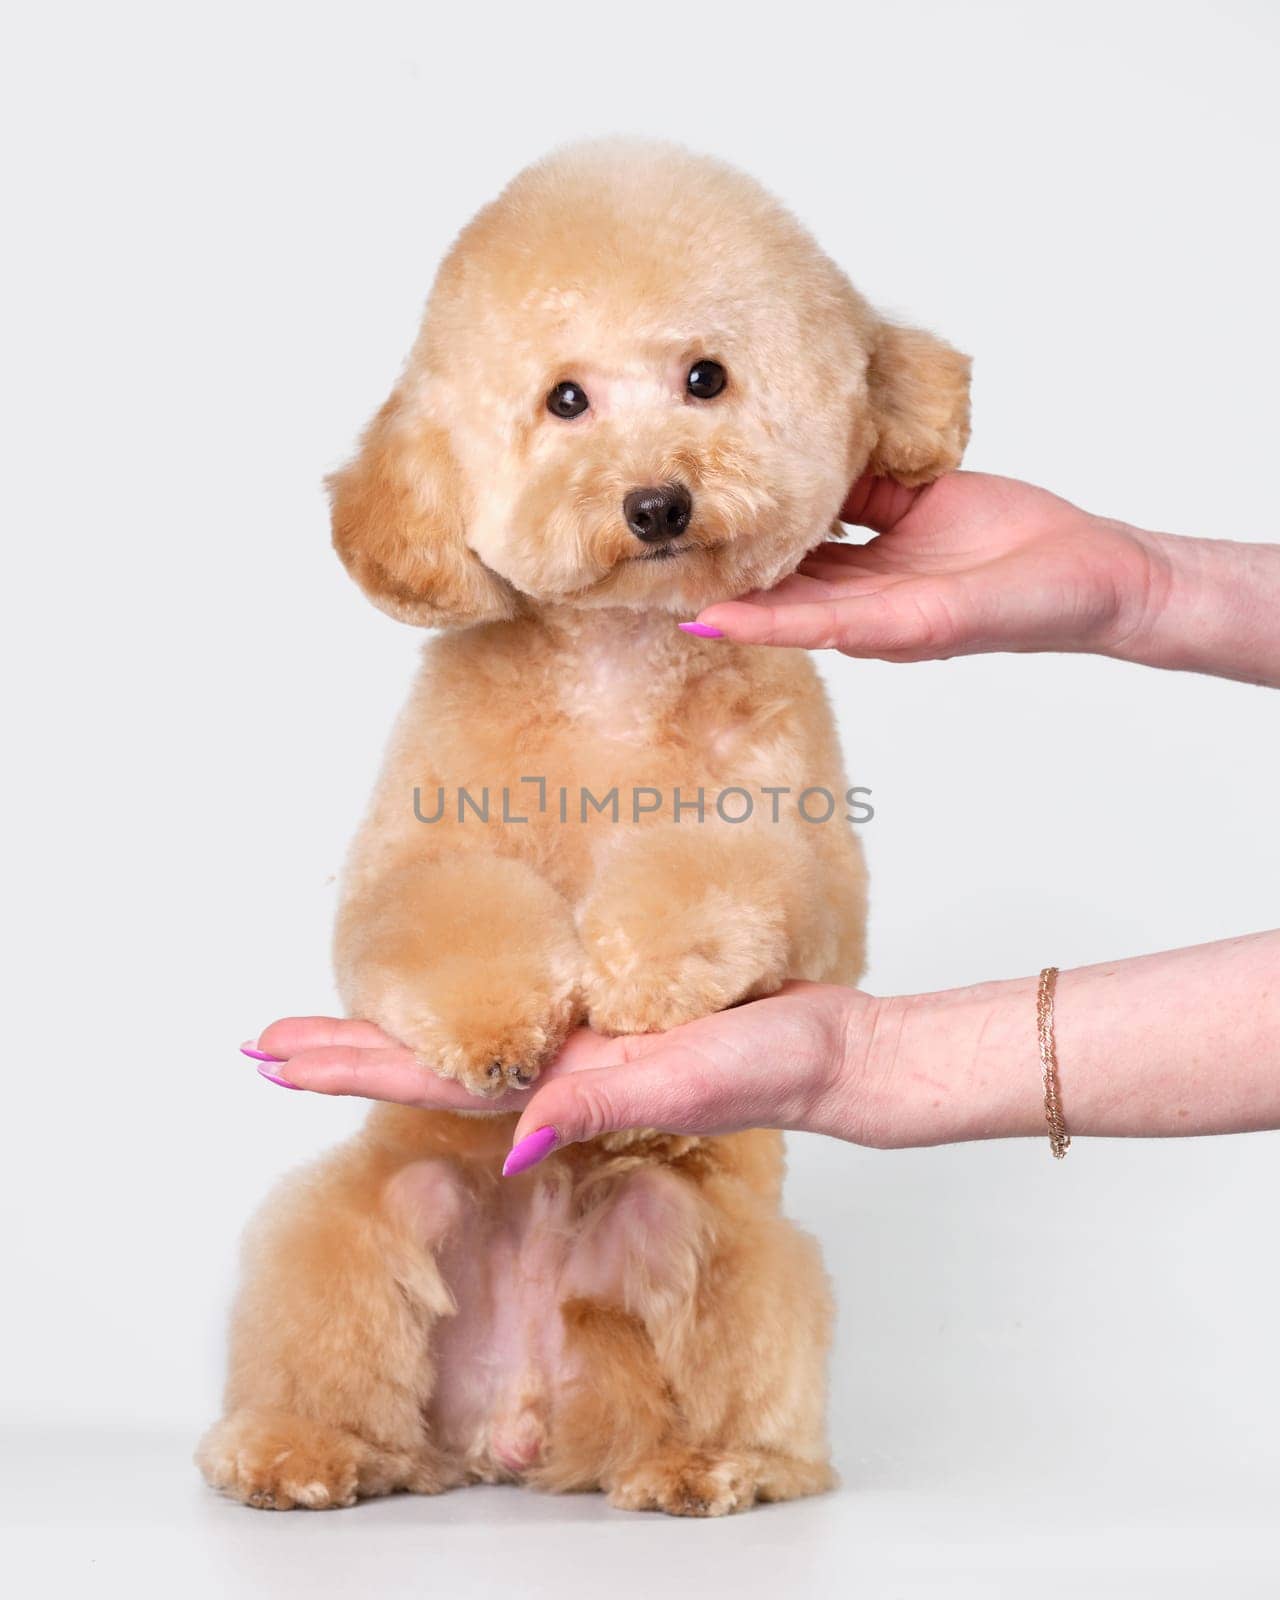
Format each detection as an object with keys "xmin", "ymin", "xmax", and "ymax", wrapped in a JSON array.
[{"xmin": 331, "ymin": 142, "xmax": 970, "ymax": 625}]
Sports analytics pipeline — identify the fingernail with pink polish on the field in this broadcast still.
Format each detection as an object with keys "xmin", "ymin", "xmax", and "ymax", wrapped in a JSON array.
[
  {"xmin": 678, "ymin": 621, "xmax": 724, "ymax": 639},
  {"xmin": 502, "ymin": 1126, "xmax": 559, "ymax": 1177},
  {"xmin": 241, "ymin": 1041, "xmax": 284, "ymax": 1063},
  {"xmin": 257, "ymin": 1064, "xmax": 303, "ymax": 1091}
]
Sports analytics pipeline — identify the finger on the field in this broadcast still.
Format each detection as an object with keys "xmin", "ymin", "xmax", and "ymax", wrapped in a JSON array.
[
  {"xmin": 692, "ymin": 593, "xmax": 905, "ymax": 651},
  {"xmin": 697, "ymin": 579, "xmax": 966, "ymax": 657},
  {"xmin": 254, "ymin": 1015, "xmax": 398, "ymax": 1059},
  {"xmin": 797, "ymin": 539, "xmax": 876, "ymax": 568},
  {"xmin": 839, "ymin": 473, "xmax": 925, "ymax": 531},
  {"xmin": 277, "ymin": 1044, "xmax": 532, "ymax": 1112},
  {"xmin": 537, "ymin": 1026, "xmax": 637, "ymax": 1077},
  {"xmin": 739, "ymin": 569, "xmax": 851, "ymax": 605},
  {"xmin": 708, "ymin": 540, "xmax": 887, "ymax": 614},
  {"xmin": 793, "ymin": 560, "xmax": 894, "ymax": 594},
  {"xmin": 796, "ymin": 544, "xmax": 901, "ymax": 580},
  {"xmin": 691, "ymin": 596, "xmax": 849, "ymax": 648},
  {"xmin": 509, "ymin": 1045, "xmax": 748, "ymax": 1152}
]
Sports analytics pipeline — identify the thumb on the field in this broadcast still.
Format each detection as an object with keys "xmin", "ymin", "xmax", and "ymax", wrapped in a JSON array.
[{"xmin": 502, "ymin": 1046, "xmax": 739, "ymax": 1175}]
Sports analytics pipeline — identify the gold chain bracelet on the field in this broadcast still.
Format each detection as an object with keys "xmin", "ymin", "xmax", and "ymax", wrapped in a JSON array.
[{"xmin": 1035, "ymin": 966, "xmax": 1071, "ymax": 1159}]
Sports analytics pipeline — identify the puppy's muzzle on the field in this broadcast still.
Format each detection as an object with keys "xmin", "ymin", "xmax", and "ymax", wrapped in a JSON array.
[{"xmin": 623, "ymin": 483, "xmax": 692, "ymax": 544}]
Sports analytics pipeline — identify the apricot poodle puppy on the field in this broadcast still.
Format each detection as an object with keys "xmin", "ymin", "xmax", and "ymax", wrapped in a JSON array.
[{"xmin": 198, "ymin": 141, "xmax": 969, "ymax": 1516}]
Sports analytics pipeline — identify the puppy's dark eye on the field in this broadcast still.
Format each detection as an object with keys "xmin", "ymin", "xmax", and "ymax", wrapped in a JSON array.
[
  {"xmin": 686, "ymin": 360, "xmax": 727, "ymax": 400},
  {"xmin": 547, "ymin": 381, "xmax": 589, "ymax": 419}
]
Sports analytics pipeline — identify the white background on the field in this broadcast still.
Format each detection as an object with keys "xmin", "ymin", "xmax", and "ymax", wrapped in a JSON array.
[{"xmin": 2, "ymin": 2, "xmax": 1277, "ymax": 1595}]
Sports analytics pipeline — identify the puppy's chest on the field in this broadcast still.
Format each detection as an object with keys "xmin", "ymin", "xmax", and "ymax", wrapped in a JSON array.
[
  {"xmin": 546, "ymin": 638, "xmax": 774, "ymax": 780},
  {"xmin": 423, "ymin": 625, "xmax": 798, "ymax": 858},
  {"xmin": 554, "ymin": 634, "xmax": 672, "ymax": 745}
]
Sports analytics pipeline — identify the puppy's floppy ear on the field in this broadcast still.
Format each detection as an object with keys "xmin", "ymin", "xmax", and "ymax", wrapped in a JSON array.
[
  {"xmin": 329, "ymin": 388, "xmax": 517, "ymax": 627},
  {"xmin": 865, "ymin": 321, "xmax": 972, "ymax": 487}
]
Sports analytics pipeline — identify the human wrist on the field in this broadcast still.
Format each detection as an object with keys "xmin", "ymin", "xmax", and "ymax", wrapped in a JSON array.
[
  {"xmin": 841, "ymin": 980, "xmax": 1046, "ymax": 1149},
  {"xmin": 1102, "ymin": 524, "xmax": 1280, "ymax": 686}
]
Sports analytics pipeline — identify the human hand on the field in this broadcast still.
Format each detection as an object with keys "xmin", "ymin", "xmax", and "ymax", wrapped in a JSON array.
[
  {"xmin": 244, "ymin": 983, "xmax": 885, "ymax": 1164},
  {"xmin": 686, "ymin": 470, "xmax": 1162, "ymax": 663},
  {"xmin": 246, "ymin": 933, "xmax": 1280, "ymax": 1160}
]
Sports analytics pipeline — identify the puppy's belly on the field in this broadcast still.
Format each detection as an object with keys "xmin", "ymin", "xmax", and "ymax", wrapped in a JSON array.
[{"xmin": 391, "ymin": 1160, "xmax": 701, "ymax": 1479}]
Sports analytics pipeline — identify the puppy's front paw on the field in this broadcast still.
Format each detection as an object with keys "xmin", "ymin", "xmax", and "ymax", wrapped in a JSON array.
[
  {"xmin": 581, "ymin": 894, "xmax": 788, "ymax": 1035},
  {"xmin": 364, "ymin": 971, "xmax": 578, "ymax": 1096}
]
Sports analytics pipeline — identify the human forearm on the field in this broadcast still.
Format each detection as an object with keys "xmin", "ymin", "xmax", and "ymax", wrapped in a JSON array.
[
  {"xmin": 853, "ymin": 932, "xmax": 1280, "ymax": 1148},
  {"xmin": 1107, "ymin": 524, "xmax": 1280, "ymax": 687}
]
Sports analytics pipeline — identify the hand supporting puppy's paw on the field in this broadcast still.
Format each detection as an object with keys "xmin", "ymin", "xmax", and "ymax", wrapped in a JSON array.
[{"xmin": 366, "ymin": 972, "xmax": 577, "ymax": 1096}]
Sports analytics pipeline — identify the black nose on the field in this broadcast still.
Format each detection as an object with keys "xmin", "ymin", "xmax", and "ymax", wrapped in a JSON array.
[{"xmin": 623, "ymin": 483, "xmax": 692, "ymax": 543}]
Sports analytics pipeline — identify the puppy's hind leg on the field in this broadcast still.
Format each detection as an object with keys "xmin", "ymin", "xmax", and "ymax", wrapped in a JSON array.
[
  {"xmin": 538, "ymin": 1150, "xmax": 836, "ymax": 1518},
  {"xmin": 197, "ymin": 1145, "xmax": 463, "ymax": 1510},
  {"xmin": 614, "ymin": 1182, "xmax": 837, "ymax": 1516},
  {"xmin": 600, "ymin": 1203, "xmax": 837, "ymax": 1518}
]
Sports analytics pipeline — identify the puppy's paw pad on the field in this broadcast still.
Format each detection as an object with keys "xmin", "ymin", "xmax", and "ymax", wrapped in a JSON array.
[
  {"xmin": 368, "ymin": 989, "xmax": 573, "ymax": 1097},
  {"xmin": 433, "ymin": 1034, "xmax": 555, "ymax": 1096},
  {"xmin": 486, "ymin": 1055, "xmax": 541, "ymax": 1090}
]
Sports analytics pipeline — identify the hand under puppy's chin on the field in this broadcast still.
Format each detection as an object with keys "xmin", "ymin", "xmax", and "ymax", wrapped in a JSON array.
[{"xmin": 540, "ymin": 538, "xmax": 819, "ymax": 616}]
